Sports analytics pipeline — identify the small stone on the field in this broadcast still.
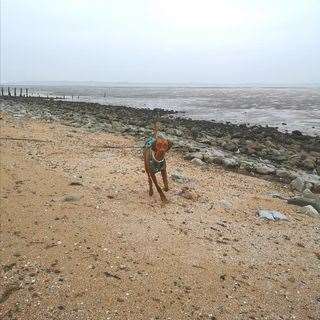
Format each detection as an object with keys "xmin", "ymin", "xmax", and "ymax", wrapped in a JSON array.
[
  {"xmin": 203, "ymin": 149, "xmax": 225, "ymax": 164},
  {"xmin": 62, "ymin": 194, "xmax": 81, "ymax": 202},
  {"xmin": 222, "ymin": 158, "xmax": 239, "ymax": 168},
  {"xmin": 302, "ymin": 189, "xmax": 313, "ymax": 197},
  {"xmin": 69, "ymin": 181, "xmax": 83, "ymax": 186},
  {"xmin": 300, "ymin": 205, "xmax": 319, "ymax": 218},
  {"xmin": 191, "ymin": 158, "xmax": 205, "ymax": 166},
  {"xmin": 171, "ymin": 171, "xmax": 192, "ymax": 183},
  {"xmin": 254, "ymin": 164, "xmax": 275, "ymax": 175},
  {"xmin": 276, "ymin": 169, "xmax": 297, "ymax": 181},
  {"xmin": 184, "ymin": 152, "xmax": 203, "ymax": 161},
  {"xmin": 288, "ymin": 192, "xmax": 320, "ymax": 211},
  {"xmin": 301, "ymin": 157, "xmax": 316, "ymax": 170},
  {"xmin": 292, "ymin": 130, "xmax": 303, "ymax": 136},
  {"xmin": 290, "ymin": 177, "xmax": 306, "ymax": 192},
  {"xmin": 258, "ymin": 209, "xmax": 288, "ymax": 221},
  {"xmin": 223, "ymin": 141, "xmax": 238, "ymax": 151}
]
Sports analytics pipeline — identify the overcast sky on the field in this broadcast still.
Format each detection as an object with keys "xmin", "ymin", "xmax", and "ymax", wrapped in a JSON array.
[{"xmin": 1, "ymin": 0, "xmax": 319, "ymax": 85}]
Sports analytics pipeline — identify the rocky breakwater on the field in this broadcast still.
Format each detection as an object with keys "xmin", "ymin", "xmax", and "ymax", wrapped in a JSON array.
[{"xmin": 1, "ymin": 96, "xmax": 319, "ymax": 194}]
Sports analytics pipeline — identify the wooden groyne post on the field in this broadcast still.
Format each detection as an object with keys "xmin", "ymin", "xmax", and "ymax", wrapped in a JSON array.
[
  {"xmin": 25, "ymin": 88, "xmax": 29, "ymax": 97},
  {"xmin": 1, "ymin": 87, "xmax": 3, "ymax": 96},
  {"xmin": 8, "ymin": 87, "xmax": 11, "ymax": 96},
  {"xmin": 19, "ymin": 88, "xmax": 23, "ymax": 97}
]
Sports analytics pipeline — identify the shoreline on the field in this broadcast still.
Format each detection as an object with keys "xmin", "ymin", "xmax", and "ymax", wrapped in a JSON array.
[
  {"xmin": 3, "ymin": 85, "xmax": 319, "ymax": 136},
  {"xmin": 1, "ymin": 96, "xmax": 319, "ymax": 192}
]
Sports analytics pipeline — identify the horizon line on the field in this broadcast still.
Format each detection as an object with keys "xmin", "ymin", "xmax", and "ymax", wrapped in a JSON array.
[{"xmin": 1, "ymin": 80, "xmax": 320, "ymax": 88}]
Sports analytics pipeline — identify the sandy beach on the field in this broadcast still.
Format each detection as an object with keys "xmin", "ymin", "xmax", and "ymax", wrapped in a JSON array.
[{"xmin": 1, "ymin": 109, "xmax": 319, "ymax": 320}]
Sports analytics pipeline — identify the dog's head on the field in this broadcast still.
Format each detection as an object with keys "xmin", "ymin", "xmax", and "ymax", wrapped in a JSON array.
[{"xmin": 152, "ymin": 138, "xmax": 172, "ymax": 160}]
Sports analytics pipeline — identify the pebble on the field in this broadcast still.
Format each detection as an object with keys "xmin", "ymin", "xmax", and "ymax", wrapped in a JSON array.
[
  {"xmin": 62, "ymin": 194, "xmax": 81, "ymax": 202},
  {"xmin": 191, "ymin": 158, "xmax": 205, "ymax": 166},
  {"xmin": 300, "ymin": 205, "xmax": 319, "ymax": 218},
  {"xmin": 258, "ymin": 209, "xmax": 288, "ymax": 221}
]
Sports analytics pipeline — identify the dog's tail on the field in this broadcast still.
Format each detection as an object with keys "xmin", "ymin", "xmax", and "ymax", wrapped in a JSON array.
[{"xmin": 153, "ymin": 121, "xmax": 159, "ymax": 139}]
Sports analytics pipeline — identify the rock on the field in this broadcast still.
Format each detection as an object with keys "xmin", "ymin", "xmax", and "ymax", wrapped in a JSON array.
[
  {"xmin": 300, "ymin": 205, "xmax": 319, "ymax": 218},
  {"xmin": 301, "ymin": 157, "xmax": 316, "ymax": 170},
  {"xmin": 70, "ymin": 181, "xmax": 83, "ymax": 186},
  {"xmin": 305, "ymin": 182, "xmax": 313, "ymax": 190},
  {"xmin": 302, "ymin": 188, "xmax": 313, "ymax": 197},
  {"xmin": 166, "ymin": 128, "xmax": 182, "ymax": 136},
  {"xmin": 103, "ymin": 123, "xmax": 114, "ymax": 132},
  {"xmin": 290, "ymin": 173, "xmax": 320, "ymax": 193},
  {"xmin": 184, "ymin": 152, "xmax": 203, "ymax": 161},
  {"xmin": 290, "ymin": 177, "xmax": 306, "ymax": 192},
  {"xmin": 287, "ymin": 192, "xmax": 320, "ymax": 212},
  {"xmin": 275, "ymin": 169, "xmax": 297, "ymax": 181},
  {"xmin": 111, "ymin": 121, "xmax": 124, "ymax": 132},
  {"xmin": 258, "ymin": 209, "xmax": 288, "ymax": 221},
  {"xmin": 191, "ymin": 158, "xmax": 205, "ymax": 166},
  {"xmin": 203, "ymin": 149, "xmax": 226, "ymax": 164},
  {"xmin": 239, "ymin": 160, "xmax": 256, "ymax": 171},
  {"xmin": 254, "ymin": 164, "xmax": 276, "ymax": 175},
  {"xmin": 292, "ymin": 130, "xmax": 303, "ymax": 136},
  {"xmin": 222, "ymin": 141, "xmax": 238, "ymax": 151},
  {"xmin": 306, "ymin": 174, "xmax": 320, "ymax": 192},
  {"xmin": 62, "ymin": 194, "xmax": 81, "ymax": 202},
  {"xmin": 171, "ymin": 171, "xmax": 192, "ymax": 183},
  {"xmin": 222, "ymin": 157, "xmax": 239, "ymax": 168}
]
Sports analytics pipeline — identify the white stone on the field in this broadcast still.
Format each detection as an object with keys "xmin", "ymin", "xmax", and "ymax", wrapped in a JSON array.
[
  {"xmin": 300, "ymin": 205, "xmax": 319, "ymax": 218},
  {"xmin": 191, "ymin": 158, "xmax": 205, "ymax": 166},
  {"xmin": 258, "ymin": 209, "xmax": 288, "ymax": 221}
]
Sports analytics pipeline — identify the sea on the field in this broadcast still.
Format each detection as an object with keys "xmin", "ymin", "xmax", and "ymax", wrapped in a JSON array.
[{"xmin": 16, "ymin": 85, "xmax": 320, "ymax": 136}]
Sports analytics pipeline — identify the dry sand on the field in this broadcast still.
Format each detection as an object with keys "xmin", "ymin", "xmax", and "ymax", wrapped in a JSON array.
[{"xmin": 1, "ymin": 113, "xmax": 319, "ymax": 320}]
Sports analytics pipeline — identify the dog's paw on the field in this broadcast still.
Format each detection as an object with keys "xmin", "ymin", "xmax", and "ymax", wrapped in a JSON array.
[
  {"xmin": 161, "ymin": 196, "xmax": 168, "ymax": 203},
  {"xmin": 163, "ymin": 187, "xmax": 169, "ymax": 192},
  {"xmin": 160, "ymin": 198, "xmax": 170, "ymax": 207}
]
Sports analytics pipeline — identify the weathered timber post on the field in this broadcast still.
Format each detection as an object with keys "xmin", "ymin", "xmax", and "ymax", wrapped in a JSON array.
[
  {"xmin": 8, "ymin": 87, "xmax": 11, "ymax": 96},
  {"xmin": 1, "ymin": 87, "xmax": 3, "ymax": 96},
  {"xmin": 14, "ymin": 88, "xmax": 17, "ymax": 96},
  {"xmin": 19, "ymin": 88, "xmax": 23, "ymax": 97},
  {"xmin": 25, "ymin": 88, "xmax": 29, "ymax": 97}
]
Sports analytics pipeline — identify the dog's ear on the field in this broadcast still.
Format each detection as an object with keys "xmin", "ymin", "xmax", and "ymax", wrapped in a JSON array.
[{"xmin": 166, "ymin": 140, "xmax": 173, "ymax": 151}]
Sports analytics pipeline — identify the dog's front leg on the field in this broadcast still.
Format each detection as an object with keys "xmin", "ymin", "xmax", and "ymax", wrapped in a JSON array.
[
  {"xmin": 150, "ymin": 173, "xmax": 167, "ymax": 202},
  {"xmin": 161, "ymin": 168, "xmax": 169, "ymax": 192},
  {"xmin": 144, "ymin": 151, "xmax": 153, "ymax": 196},
  {"xmin": 147, "ymin": 173, "xmax": 153, "ymax": 196}
]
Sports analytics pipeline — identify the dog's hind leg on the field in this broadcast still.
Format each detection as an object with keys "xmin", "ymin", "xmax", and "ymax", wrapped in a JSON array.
[
  {"xmin": 161, "ymin": 168, "xmax": 169, "ymax": 192},
  {"xmin": 150, "ymin": 173, "xmax": 167, "ymax": 202}
]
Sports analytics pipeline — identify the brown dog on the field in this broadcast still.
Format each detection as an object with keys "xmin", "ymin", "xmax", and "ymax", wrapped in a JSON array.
[{"xmin": 143, "ymin": 125, "xmax": 172, "ymax": 202}]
